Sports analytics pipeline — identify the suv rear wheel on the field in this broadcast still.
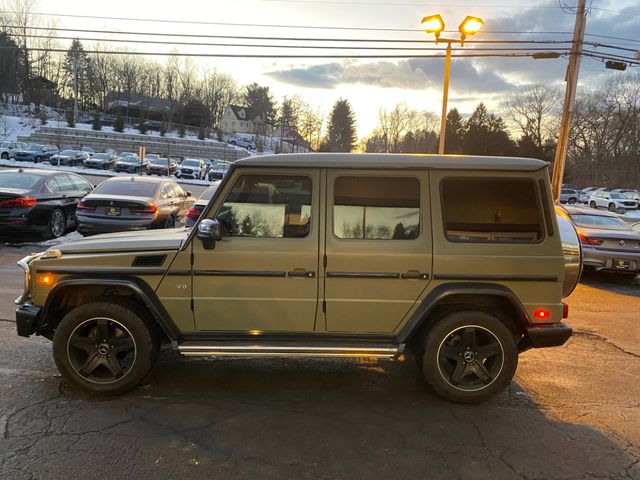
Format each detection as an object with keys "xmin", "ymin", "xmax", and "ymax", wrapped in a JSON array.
[
  {"xmin": 421, "ymin": 311, "xmax": 518, "ymax": 403},
  {"xmin": 52, "ymin": 302, "xmax": 159, "ymax": 394}
]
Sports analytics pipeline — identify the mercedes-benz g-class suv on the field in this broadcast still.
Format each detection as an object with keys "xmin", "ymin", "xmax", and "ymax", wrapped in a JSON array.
[{"xmin": 15, "ymin": 154, "xmax": 581, "ymax": 403}]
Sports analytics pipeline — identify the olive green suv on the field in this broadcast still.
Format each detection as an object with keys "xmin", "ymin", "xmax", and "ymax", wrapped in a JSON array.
[{"xmin": 14, "ymin": 154, "xmax": 580, "ymax": 403}]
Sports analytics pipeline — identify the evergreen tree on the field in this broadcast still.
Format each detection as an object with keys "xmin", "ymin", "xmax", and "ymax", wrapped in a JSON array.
[
  {"xmin": 92, "ymin": 112, "xmax": 102, "ymax": 131},
  {"xmin": 113, "ymin": 112, "xmax": 124, "ymax": 133},
  {"xmin": 444, "ymin": 108, "xmax": 464, "ymax": 154},
  {"xmin": 138, "ymin": 116, "xmax": 148, "ymax": 135},
  {"xmin": 65, "ymin": 110, "xmax": 75, "ymax": 128},
  {"xmin": 325, "ymin": 99, "xmax": 357, "ymax": 152},
  {"xmin": 178, "ymin": 125, "xmax": 186, "ymax": 138},
  {"xmin": 197, "ymin": 124, "xmax": 206, "ymax": 140},
  {"xmin": 64, "ymin": 39, "xmax": 92, "ymax": 111},
  {"xmin": 244, "ymin": 83, "xmax": 276, "ymax": 125},
  {"xmin": 462, "ymin": 103, "xmax": 515, "ymax": 156}
]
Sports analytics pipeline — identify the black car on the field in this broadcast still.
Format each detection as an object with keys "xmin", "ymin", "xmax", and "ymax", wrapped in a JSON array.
[
  {"xmin": 0, "ymin": 169, "xmax": 93, "ymax": 239},
  {"xmin": 76, "ymin": 176, "xmax": 194, "ymax": 235},
  {"xmin": 114, "ymin": 155, "xmax": 147, "ymax": 174},
  {"xmin": 49, "ymin": 150, "xmax": 90, "ymax": 167}
]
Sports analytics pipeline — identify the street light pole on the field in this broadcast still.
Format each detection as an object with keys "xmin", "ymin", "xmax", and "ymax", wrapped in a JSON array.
[{"xmin": 438, "ymin": 42, "xmax": 452, "ymax": 154}]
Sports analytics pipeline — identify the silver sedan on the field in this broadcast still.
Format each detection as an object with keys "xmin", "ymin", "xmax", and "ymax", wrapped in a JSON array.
[{"xmin": 560, "ymin": 205, "xmax": 640, "ymax": 273}]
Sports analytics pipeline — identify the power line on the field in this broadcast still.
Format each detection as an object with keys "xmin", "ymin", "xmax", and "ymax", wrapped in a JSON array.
[
  {"xmin": 0, "ymin": 46, "xmax": 563, "ymax": 59},
  {"xmin": 14, "ymin": 33, "xmax": 573, "ymax": 53},
  {"xmin": 1, "ymin": 25, "xmax": 575, "ymax": 45},
  {"xmin": 585, "ymin": 33, "xmax": 640, "ymax": 45}
]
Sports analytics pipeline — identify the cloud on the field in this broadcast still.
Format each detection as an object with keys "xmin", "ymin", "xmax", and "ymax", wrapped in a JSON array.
[{"xmin": 266, "ymin": 57, "xmax": 516, "ymax": 94}]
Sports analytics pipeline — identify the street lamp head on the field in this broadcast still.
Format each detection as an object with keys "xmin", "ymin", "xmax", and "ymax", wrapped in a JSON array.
[
  {"xmin": 458, "ymin": 16, "xmax": 484, "ymax": 43},
  {"xmin": 421, "ymin": 14, "xmax": 445, "ymax": 39}
]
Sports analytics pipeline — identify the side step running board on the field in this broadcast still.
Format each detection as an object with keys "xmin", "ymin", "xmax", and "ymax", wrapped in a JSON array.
[{"xmin": 177, "ymin": 342, "xmax": 404, "ymax": 359}]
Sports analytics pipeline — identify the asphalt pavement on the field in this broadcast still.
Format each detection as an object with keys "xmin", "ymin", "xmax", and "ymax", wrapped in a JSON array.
[{"xmin": 0, "ymin": 242, "xmax": 638, "ymax": 480}]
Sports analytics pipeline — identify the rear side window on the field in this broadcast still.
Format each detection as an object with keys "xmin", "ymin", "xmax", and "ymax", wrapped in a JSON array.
[
  {"xmin": 441, "ymin": 178, "xmax": 544, "ymax": 243},
  {"xmin": 333, "ymin": 176, "xmax": 420, "ymax": 240}
]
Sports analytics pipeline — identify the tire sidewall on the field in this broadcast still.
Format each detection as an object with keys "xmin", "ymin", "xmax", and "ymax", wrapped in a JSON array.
[
  {"xmin": 52, "ymin": 302, "xmax": 157, "ymax": 395},
  {"xmin": 422, "ymin": 310, "xmax": 518, "ymax": 403}
]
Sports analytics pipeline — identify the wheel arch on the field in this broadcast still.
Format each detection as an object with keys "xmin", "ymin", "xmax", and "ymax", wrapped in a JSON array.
[
  {"xmin": 37, "ymin": 276, "xmax": 181, "ymax": 341},
  {"xmin": 398, "ymin": 283, "xmax": 530, "ymax": 345}
]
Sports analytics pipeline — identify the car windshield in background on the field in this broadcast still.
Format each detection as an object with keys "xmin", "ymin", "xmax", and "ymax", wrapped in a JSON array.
[
  {"xmin": 570, "ymin": 214, "xmax": 631, "ymax": 231},
  {"xmin": 150, "ymin": 158, "xmax": 168, "ymax": 165},
  {"xmin": 92, "ymin": 153, "xmax": 109, "ymax": 160},
  {"xmin": 0, "ymin": 172, "xmax": 43, "ymax": 189},
  {"xmin": 92, "ymin": 180, "xmax": 157, "ymax": 197},
  {"xmin": 60, "ymin": 150, "xmax": 77, "ymax": 156},
  {"xmin": 120, "ymin": 156, "xmax": 139, "ymax": 163},
  {"xmin": 182, "ymin": 160, "xmax": 200, "ymax": 167},
  {"xmin": 610, "ymin": 193, "xmax": 625, "ymax": 199}
]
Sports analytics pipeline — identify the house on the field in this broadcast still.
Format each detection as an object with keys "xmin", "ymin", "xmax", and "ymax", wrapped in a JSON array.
[{"xmin": 220, "ymin": 105, "xmax": 270, "ymax": 135}]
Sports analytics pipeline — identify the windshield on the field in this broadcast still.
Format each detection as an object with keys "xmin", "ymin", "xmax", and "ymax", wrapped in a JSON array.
[
  {"xmin": 60, "ymin": 150, "xmax": 77, "ymax": 156},
  {"xmin": 150, "ymin": 158, "xmax": 168, "ymax": 165},
  {"xmin": 92, "ymin": 180, "xmax": 157, "ymax": 197},
  {"xmin": 93, "ymin": 153, "xmax": 109, "ymax": 159},
  {"xmin": 570, "ymin": 214, "xmax": 631, "ymax": 231},
  {"xmin": 610, "ymin": 193, "xmax": 624, "ymax": 199},
  {"xmin": 120, "ymin": 156, "xmax": 139, "ymax": 163},
  {"xmin": 0, "ymin": 172, "xmax": 43, "ymax": 189},
  {"xmin": 182, "ymin": 160, "xmax": 200, "ymax": 167}
]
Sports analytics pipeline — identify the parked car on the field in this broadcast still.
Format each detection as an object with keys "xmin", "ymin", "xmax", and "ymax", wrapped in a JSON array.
[
  {"xmin": 114, "ymin": 154, "xmax": 146, "ymax": 174},
  {"xmin": 15, "ymin": 153, "xmax": 576, "ymax": 403},
  {"xmin": 233, "ymin": 138, "xmax": 256, "ymax": 150},
  {"xmin": 589, "ymin": 190, "xmax": 638, "ymax": 211},
  {"xmin": 76, "ymin": 176, "xmax": 194, "ymax": 235},
  {"xmin": 83, "ymin": 152, "xmax": 117, "ymax": 170},
  {"xmin": 176, "ymin": 158, "xmax": 206, "ymax": 179},
  {"xmin": 207, "ymin": 163, "xmax": 226, "ymax": 181},
  {"xmin": 81, "ymin": 146, "xmax": 96, "ymax": 157},
  {"xmin": 146, "ymin": 157, "xmax": 177, "ymax": 176},
  {"xmin": 560, "ymin": 188, "xmax": 579, "ymax": 204},
  {"xmin": 0, "ymin": 168, "xmax": 93, "ymax": 238},
  {"xmin": 13, "ymin": 144, "xmax": 58, "ymax": 163},
  {"xmin": 0, "ymin": 141, "xmax": 28, "ymax": 159},
  {"xmin": 560, "ymin": 205, "xmax": 640, "ymax": 273},
  {"xmin": 49, "ymin": 150, "xmax": 90, "ymax": 167},
  {"xmin": 612, "ymin": 189, "xmax": 640, "ymax": 206},
  {"xmin": 185, "ymin": 181, "xmax": 222, "ymax": 227}
]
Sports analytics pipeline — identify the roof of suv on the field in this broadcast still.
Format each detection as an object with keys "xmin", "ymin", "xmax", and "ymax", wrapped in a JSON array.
[{"xmin": 234, "ymin": 153, "xmax": 547, "ymax": 171}]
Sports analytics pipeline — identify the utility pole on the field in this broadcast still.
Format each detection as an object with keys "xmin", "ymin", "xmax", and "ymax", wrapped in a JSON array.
[
  {"xmin": 551, "ymin": 0, "xmax": 587, "ymax": 202},
  {"xmin": 438, "ymin": 42, "xmax": 452, "ymax": 154}
]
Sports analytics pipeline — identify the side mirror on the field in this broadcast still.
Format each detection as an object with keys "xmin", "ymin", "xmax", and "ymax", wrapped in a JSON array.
[{"xmin": 197, "ymin": 219, "xmax": 222, "ymax": 250}]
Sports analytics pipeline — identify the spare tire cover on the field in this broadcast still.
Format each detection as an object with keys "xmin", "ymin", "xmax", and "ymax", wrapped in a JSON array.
[{"xmin": 556, "ymin": 213, "xmax": 582, "ymax": 298}]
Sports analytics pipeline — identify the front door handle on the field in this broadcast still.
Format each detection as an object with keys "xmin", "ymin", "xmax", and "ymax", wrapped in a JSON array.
[
  {"xmin": 401, "ymin": 270, "xmax": 429, "ymax": 280},
  {"xmin": 288, "ymin": 269, "xmax": 316, "ymax": 278}
]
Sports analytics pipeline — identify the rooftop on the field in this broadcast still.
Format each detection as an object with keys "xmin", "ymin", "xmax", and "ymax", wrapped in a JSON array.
[{"xmin": 234, "ymin": 153, "xmax": 548, "ymax": 171}]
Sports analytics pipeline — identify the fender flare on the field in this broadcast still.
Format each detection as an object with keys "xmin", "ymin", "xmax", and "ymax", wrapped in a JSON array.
[
  {"xmin": 38, "ymin": 276, "xmax": 181, "ymax": 340},
  {"xmin": 397, "ymin": 282, "xmax": 531, "ymax": 343}
]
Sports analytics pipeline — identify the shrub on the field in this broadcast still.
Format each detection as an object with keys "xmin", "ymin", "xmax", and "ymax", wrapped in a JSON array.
[
  {"xmin": 92, "ymin": 112, "xmax": 102, "ymax": 131},
  {"xmin": 65, "ymin": 110, "xmax": 75, "ymax": 128},
  {"xmin": 113, "ymin": 112, "xmax": 124, "ymax": 133}
]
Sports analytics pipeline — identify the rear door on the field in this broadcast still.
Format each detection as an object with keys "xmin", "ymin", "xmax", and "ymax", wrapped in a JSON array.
[{"xmin": 323, "ymin": 170, "xmax": 432, "ymax": 334}]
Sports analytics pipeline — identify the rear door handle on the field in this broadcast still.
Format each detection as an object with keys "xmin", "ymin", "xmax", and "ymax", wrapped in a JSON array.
[
  {"xmin": 288, "ymin": 269, "xmax": 316, "ymax": 278},
  {"xmin": 401, "ymin": 270, "xmax": 429, "ymax": 280}
]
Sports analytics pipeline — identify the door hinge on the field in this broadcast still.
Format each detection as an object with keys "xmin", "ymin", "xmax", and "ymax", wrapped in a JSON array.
[
  {"xmin": 190, "ymin": 298, "xmax": 194, "ymax": 311},
  {"xmin": 322, "ymin": 300, "xmax": 326, "ymax": 313},
  {"xmin": 323, "ymin": 254, "xmax": 327, "ymax": 268},
  {"xmin": 190, "ymin": 252, "xmax": 194, "ymax": 266}
]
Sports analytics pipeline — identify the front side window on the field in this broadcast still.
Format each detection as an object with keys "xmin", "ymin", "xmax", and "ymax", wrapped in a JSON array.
[
  {"xmin": 441, "ymin": 178, "xmax": 544, "ymax": 243},
  {"xmin": 333, "ymin": 176, "xmax": 420, "ymax": 240},
  {"xmin": 216, "ymin": 174, "xmax": 312, "ymax": 239}
]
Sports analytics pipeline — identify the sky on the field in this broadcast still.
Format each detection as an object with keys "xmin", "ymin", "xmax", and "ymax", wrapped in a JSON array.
[{"xmin": 19, "ymin": 0, "xmax": 640, "ymax": 137}]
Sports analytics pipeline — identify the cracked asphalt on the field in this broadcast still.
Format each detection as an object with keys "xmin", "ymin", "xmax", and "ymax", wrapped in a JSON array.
[{"xmin": 0, "ymin": 245, "xmax": 638, "ymax": 480}]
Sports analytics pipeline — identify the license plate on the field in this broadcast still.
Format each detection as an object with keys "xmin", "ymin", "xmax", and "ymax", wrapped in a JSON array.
[
  {"xmin": 106, "ymin": 206, "xmax": 121, "ymax": 216},
  {"xmin": 614, "ymin": 259, "xmax": 630, "ymax": 269}
]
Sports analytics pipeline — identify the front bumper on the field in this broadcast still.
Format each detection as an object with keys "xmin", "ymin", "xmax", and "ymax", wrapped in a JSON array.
[
  {"xmin": 525, "ymin": 322, "xmax": 572, "ymax": 348},
  {"xmin": 16, "ymin": 301, "xmax": 41, "ymax": 337},
  {"xmin": 582, "ymin": 246, "xmax": 640, "ymax": 272}
]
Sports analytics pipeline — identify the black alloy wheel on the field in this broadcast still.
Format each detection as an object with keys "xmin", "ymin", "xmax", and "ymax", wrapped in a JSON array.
[
  {"xmin": 421, "ymin": 311, "xmax": 518, "ymax": 403},
  {"xmin": 52, "ymin": 302, "xmax": 159, "ymax": 394}
]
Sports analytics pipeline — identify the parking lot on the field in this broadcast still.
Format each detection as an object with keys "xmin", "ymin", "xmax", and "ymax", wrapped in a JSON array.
[{"xmin": 0, "ymin": 234, "xmax": 638, "ymax": 479}]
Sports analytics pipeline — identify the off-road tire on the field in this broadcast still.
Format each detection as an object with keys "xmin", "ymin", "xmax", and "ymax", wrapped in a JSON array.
[
  {"xmin": 52, "ymin": 302, "xmax": 159, "ymax": 395},
  {"xmin": 422, "ymin": 310, "xmax": 518, "ymax": 403}
]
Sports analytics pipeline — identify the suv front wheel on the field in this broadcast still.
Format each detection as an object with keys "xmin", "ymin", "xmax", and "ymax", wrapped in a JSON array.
[
  {"xmin": 52, "ymin": 302, "xmax": 159, "ymax": 394},
  {"xmin": 421, "ymin": 311, "xmax": 518, "ymax": 403}
]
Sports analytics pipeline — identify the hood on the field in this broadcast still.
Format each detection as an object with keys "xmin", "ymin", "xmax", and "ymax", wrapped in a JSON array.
[{"xmin": 53, "ymin": 227, "xmax": 191, "ymax": 254}]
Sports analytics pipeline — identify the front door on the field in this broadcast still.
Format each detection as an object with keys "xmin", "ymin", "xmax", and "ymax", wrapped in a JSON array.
[
  {"xmin": 193, "ymin": 169, "xmax": 320, "ymax": 332},
  {"xmin": 323, "ymin": 171, "xmax": 432, "ymax": 333}
]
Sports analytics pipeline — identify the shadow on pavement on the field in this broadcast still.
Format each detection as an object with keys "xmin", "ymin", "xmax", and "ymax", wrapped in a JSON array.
[
  {"xmin": 579, "ymin": 269, "xmax": 640, "ymax": 297},
  {"xmin": 3, "ymin": 354, "xmax": 636, "ymax": 480}
]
